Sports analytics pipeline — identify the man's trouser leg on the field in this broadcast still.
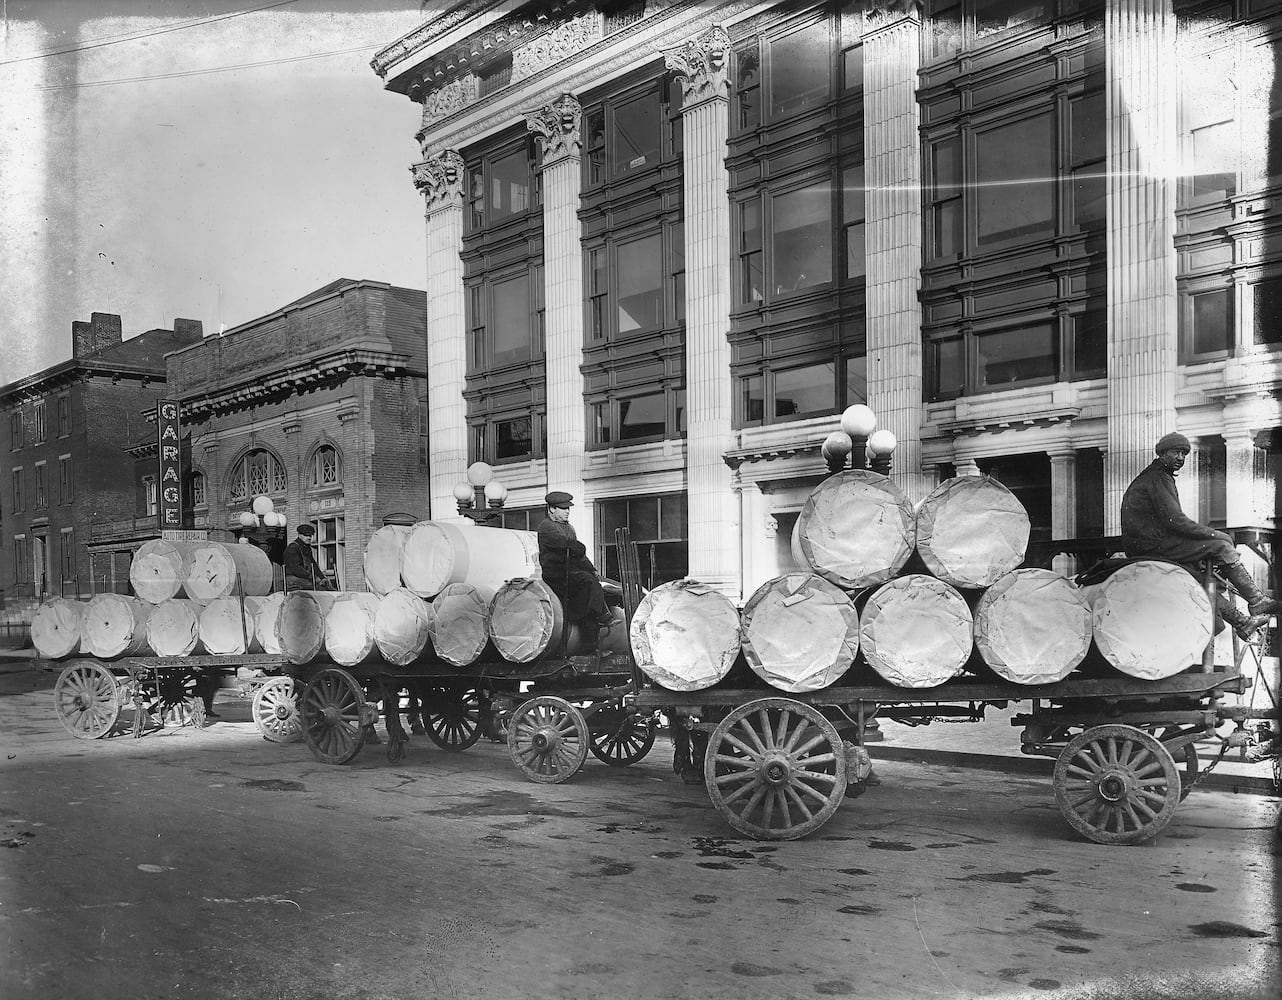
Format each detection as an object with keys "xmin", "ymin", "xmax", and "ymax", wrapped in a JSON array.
[{"xmin": 1220, "ymin": 558, "xmax": 1280, "ymax": 617}]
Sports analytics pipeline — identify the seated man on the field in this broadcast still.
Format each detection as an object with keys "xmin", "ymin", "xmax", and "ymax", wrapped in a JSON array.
[
  {"xmin": 283, "ymin": 523, "xmax": 336, "ymax": 592},
  {"xmin": 537, "ymin": 491, "xmax": 616, "ymax": 641},
  {"xmin": 1121, "ymin": 431, "xmax": 1279, "ymax": 641}
]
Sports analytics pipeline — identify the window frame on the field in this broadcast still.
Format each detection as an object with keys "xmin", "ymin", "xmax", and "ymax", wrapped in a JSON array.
[
  {"xmin": 11, "ymin": 467, "xmax": 23, "ymax": 513},
  {"xmin": 56, "ymin": 394, "xmax": 70, "ymax": 437},
  {"xmin": 32, "ymin": 401, "xmax": 46, "ymax": 444},
  {"xmin": 228, "ymin": 448, "xmax": 287, "ymax": 505},
  {"xmin": 466, "ymin": 263, "xmax": 545, "ymax": 372},
  {"xmin": 584, "ymin": 221, "xmax": 685, "ymax": 343},
  {"xmin": 33, "ymin": 461, "xmax": 46, "ymax": 510},
  {"xmin": 588, "ymin": 384, "xmax": 686, "ymax": 449},
  {"xmin": 58, "ymin": 455, "xmax": 72, "ymax": 505},
  {"xmin": 310, "ymin": 444, "xmax": 341, "ymax": 491},
  {"xmin": 596, "ymin": 492, "xmax": 688, "ymax": 590},
  {"xmin": 59, "ymin": 527, "xmax": 75, "ymax": 588},
  {"xmin": 9, "ymin": 410, "xmax": 22, "ymax": 450},
  {"xmin": 465, "ymin": 137, "xmax": 541, "ymax": 233}
]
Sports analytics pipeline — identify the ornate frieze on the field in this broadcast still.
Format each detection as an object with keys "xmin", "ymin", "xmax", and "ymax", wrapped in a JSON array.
[
  {"xmin": 410, "ymin": 151, "xmax": 466, "ymax": 211},
  {"xmin": 422, "ymin": 75, "xmax": 479, "ymax": 127},
  {"xmin": 663, "ymin": 25, "xmax": 731, "ymax": 105},
  {"xmin": 526, "ymin": 95, "xmax": 582, "ymax": 162},
  {"xmin": 512, "ymin": 12, "xmax": 604, "ymax": 83},
  {"xmin": 866, "ymin": 0, "xmax": 922, "ymax": 32}
]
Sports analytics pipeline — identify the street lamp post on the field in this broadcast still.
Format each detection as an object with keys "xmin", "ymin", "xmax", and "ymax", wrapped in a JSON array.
[
  {"xmin": 236, "ymin": 494, "xmax": 287, "ymax": 545},
  {"xmin": 824, "ymin": 405, "xmax": 897, "ymax": 476},
  {"xmin": 454, "ymin": 462, "xmax": 509, "ymax": 526}
]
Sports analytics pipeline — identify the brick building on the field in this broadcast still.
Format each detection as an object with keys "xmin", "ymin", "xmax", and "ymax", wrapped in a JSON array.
[
  {"xmin": 0, "ymin": 312, "xmax": 202, "ymax": 621},
  {"xmin": 372, "ymin": 0, "xmax": 1282, "ymax": 599}
]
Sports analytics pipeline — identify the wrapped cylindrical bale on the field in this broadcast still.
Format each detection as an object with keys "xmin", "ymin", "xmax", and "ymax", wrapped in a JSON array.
[
  {"xmin": 30, "ymin": 598, "xmax": 86, "ymax": 660},
  {"xmin": 564, "ymin": 606, "xmax": 631, "ymax": 656},
  {"xmin": 82, "ymin": 593, "xmax": 153, "ymax": 659},
  {"xmin": 198, "ymin": 596, "xmax": 265, "ymax": 656},
  {"xmin": 373, "ymin": 588, "xmax": 436, "ymax": 666},
  {"xmin": 181, "ymin": 541, "xmax": 273, "ymax": 606},
  {"xmin": 275, "ymin": 591, "xmax": 339, "ymax": 666},
  {"xmin": 915, "ymin": 476, "xmax": 1031, "ymax": 589},
  {"xmin": 324, "ymin": 592, "xmax": 383, "ymax": 667},
  {"xmin": 486, "ymin": 577, "xmax": 565, "ymax": 664},
  {"xmin": 400, "ymin": 521, "xmax": 539, "ymax": 599},
  {"xmin": 1085, "ymin": 560, "xmax": 1213, "ymax": 680},
  {"xmin": 860, "ymin": 575, "xmax": 973, "ymax": 688},
  {"xmin": 144, "ymin": 599, "xmax": 205, "ymax": 657},
  {"xmin": 253, "ymin": 592, "xmax": 287, "ymax": 655},
  {"xmin": 741, "ymin": 574, "xmax": 860, "ymax": 693},
  {"xmin": 630, "ymin": 580, "xmax": 742, "ymax": 692},
  {"xmin": 973, "ymin": 569, "xmax": 1091, "ymax": 684},
  {"xmin": 363, "ymin": 524, "xmax": 412, "ymax": 597},
  {"xmin": 129, "ymin": 539, "xmax": 194, "ymax": 604},
  {"xmin": 429, "ymin": 583, "xmax": 496, "ymax": 667},
  {"xmin": 795, "ymin": 470, "xmax": 916, "ymax": 589}
]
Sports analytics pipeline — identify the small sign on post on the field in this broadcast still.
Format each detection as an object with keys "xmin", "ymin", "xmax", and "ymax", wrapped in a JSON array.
[{"xmin": 157, "ymin": 399, "xmax": 183, "ymax": 530}]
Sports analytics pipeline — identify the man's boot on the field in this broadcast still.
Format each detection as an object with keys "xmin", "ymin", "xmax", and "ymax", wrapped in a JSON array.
[
  {"xmin": 1223, "ymin": 561, "xmax": 1280, "ymax": 617},
  {"xmin": 1219, "ymin": 600, "xmax": 1270, "ymax": 643}
]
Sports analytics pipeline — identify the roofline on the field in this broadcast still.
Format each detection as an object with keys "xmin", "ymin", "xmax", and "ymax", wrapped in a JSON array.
[
  {"xmin": 0, "ymin": 357, "xmax": 167, "ymax": 402},
  {"xmin": 371, "ymin": 0, "xmax": 517, "ymax": 83}
]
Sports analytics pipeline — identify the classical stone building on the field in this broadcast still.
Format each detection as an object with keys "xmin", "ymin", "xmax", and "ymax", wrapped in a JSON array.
[{"xmin": 372, "ymin": 0, "xmax": 1281, "ymax": 599}]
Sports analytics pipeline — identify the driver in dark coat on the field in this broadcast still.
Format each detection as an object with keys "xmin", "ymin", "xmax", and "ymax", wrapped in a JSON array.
[
  {"xmin": 537, "ymin": 491, "xmax": 615, "ymax": 633},
  {"xmin": 1121, "ymin": 431, "xmax": 1277, "ymax": 640}
]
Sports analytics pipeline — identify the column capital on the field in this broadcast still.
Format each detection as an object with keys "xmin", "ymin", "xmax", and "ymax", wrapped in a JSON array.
[
  {"xmin": 663, "ymin": 25, "xmax": 731, "ymax": 107},
  {"xmin": 865, "ymin": 0, "xmax": 922, "ymax": 35},
  {"xmin": 526, "ymin": 95, "xmax": 582, "ymax": 165},
  {"xmin": 411, "ymin": 150, "xmax": 466, "ymax": 212}
]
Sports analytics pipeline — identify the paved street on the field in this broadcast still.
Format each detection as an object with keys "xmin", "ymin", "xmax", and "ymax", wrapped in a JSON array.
[{"xmin": 1, "ymin": 665, "xmax": 1278, "ymax": 1000}]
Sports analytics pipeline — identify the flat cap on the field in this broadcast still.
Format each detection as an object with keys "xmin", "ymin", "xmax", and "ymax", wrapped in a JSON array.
[
  {"xmin": 296, "ymin": 523, "xmax": 316, "ymax": 536},
  {"xmin": 545, "ymin": 490, "xmax": 574, "ymax": 508},
  {"xmin": 1155, "ymin": 432, "xmax": 1191, "ymax": 454}
]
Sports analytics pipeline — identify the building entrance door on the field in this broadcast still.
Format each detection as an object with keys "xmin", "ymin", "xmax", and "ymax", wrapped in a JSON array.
[{"xmin": 32, "ymin": 534, "xmax": 48, "ymax": 600}]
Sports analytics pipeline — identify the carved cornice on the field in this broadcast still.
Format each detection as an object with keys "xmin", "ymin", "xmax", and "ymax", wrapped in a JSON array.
[
  {"xmin": 410, "ymin": 151, "xmax": 466, "ymax": 211},
  {"xmin": 422, "ymin": 75, "xmax": 479, "ymax": 128},
  {"xmin": 663, "ymin": 25, "xmax": 731, "ymax": 106},
  {"xmin": 512, "ymin": 11, "xmax": 603, "ymax": 83},
  {"xmin": 371, "ymin": 0, "xmax": 508, "ymax": 80},
  {"xmin": 526, "ymin": 94, "xmax": 582, "ymax": 163},
  {"xmin": 865, "ymin": 0, "xmax": 923, "ymax": 33}
]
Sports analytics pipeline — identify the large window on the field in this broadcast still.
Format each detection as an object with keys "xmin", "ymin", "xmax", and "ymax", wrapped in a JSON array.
[
  {"xmin": 186, "ymin": 470, "xmax": 206, "ymax": 510},
  {"xmin": 590, "ymin": 387, "xmax": 685, "ymax": 447},
  {"xmin": 11, "ymin": 467, "xmax": 23, "ymax": 513},
  {"xmin": 1253, "ymin": 277, "xmax": 1282, "ymax": 348},
  {"xmin": 58, "ymin": 456, "xmax": 72, "ymax": 504},
  {"xmin": 56, "ymin": 395, "xmax": 70, "ymax": 437},
  {"xmin": 927, "ymin": 0, "xmax": 1051, "ymax": 59},
  {"xmin": 228, "ymin": 449, "xmax": 286, "ymax": 503},
  {"xmin": 9, "ymin": 411, "xmax": 21, "ymax": 450},
  {"xmin": 309, "ymin": 516, "xmax": 345, "ymax": 590},
  {"xmin": 59, "ymin": 528, "xmax": 75, "ymax": 587},
  {"xmin": 598, "ymin": 493, "xmax": 688, "ymax": 589},
  {"xmin": 977, "ymin": 452, "xmax": 1052, "ymax": 546},
  {"xmin": 737, "ymin": 176, "xmax": 855, "ymax": 304},
  {"xmin": 975, "ymin": 114, "xmax": 1055, "ymax": 247},
  {"xmin": 734, "ymin": 14, "xmax": 833, "ymax": 131},
  {"xmin": 34, "ymin": 462, "xmax": 46, "ymax": 510},
  {"xmin": 583, "ymin": 77, "xmax": 681, "ymax": 185},
  {"xmin": 473, "ymin": 409, "xmax": 546, "ymax": 465},
  {"xmin": 311, "ymin": 445, "xmax": 340, "ymax": 489},
  {"xmin": 738, "ymin": 341, "xmax": 866, "ymax": 427},
  {"xmin": 32, "ymin": 402, "xmax": 46, "ymax": 444},
  {"xmin": 467, "ymin": 140, "xmax": 539, "ymax": 231},
  {"xmin": 468, "ymin": 265, "xmax": 544, "ymax": 369},
  {"xmin": 142, "ymin": 475, "xmax": 158, "ymax": 517},
  {"xmin": 587, "ymin": 224, "xmax": 683, "ymax": 341}
]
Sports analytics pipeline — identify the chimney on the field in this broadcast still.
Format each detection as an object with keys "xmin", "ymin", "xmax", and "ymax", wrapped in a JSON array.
[
  {"xmin": 173, "ymin": 318, "xmax": 204, "ymax": 341},
  {"xmin": 71, "ymin": 312, "xmax": 123, "ymax": 358}
]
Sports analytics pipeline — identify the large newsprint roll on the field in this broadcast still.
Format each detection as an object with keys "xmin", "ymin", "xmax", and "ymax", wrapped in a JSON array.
[
  {"xmin": 30, "ymin": 598, "xmax": 86, "ymax": 660},
  {"xmin": 253, "ymin": 592, "xmax": 287, "ymax": 655},
  {"xmin": 129, "ymin": 539, "xmax": 194, "ymax": 604},
  {"xmin": 82, "ymin": 593, "xmax": 153, "ymax": 659},
  {"xmin": 795, "ymin": 470, "xmax": 916, "ymax": 589},
  {"xmin": 915, "ymin": 476, "xmax": 1030, "ymax": 589},
  {"xmin": 373, "ymin": 588, "xmax": 435, "ymax": 666},
  {"xmin": 859, "ymin": 575, "xmax": 974, "ymax": 688},
  {"xmin": 487, "ymin": 577, "xmax": 565, "ymax": 664},
  {"xmin": 198, "ymin": 596, "xmax": 265, "ymax": 656},
  {"xmin": 630, "ymin": 580, "xmax": 741, "ymax": 692},
  {"xmin": 275, "ymin": 591, "xmax": 339, "ymax": 666},
  {"xmin": 1085, "ymin": 560, "xmax": 1213, "ymax": 680},
  {"xmin": 400, "ymin": 521, "xmax": 540, "ymax": 599},
  {"xmin": 144, "ymin": 599, "xmax": 205, "ymax": 657},
  {"xmin": 182, "ymin": 541, "xmax": 273, "ymax": 605},
  {"xmin": 973, "ymin": 569, "xmax": 1092, "ymax": 684},
  {"xmin": 429, "ymin": 583, "xmax": 497, "ymax": 667},
  {"xmin": 362, "ymin": 524, "xmax": 412, "ymax": 598},
  {"xmin": 741, "ymin": 573, "xmax": 860, "ymax": 693},
  {"xmin": 324, "ymin": 592, "xmax": 382, "ymax": 667}
]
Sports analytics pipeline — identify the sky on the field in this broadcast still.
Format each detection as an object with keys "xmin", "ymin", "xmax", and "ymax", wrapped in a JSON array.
[{"xmin": 0, "ymin": 0, "xmax": 432, "ymax": 386}]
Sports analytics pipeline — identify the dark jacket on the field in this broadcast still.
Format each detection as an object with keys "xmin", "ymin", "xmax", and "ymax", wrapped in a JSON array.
[
  {"xmin": 537, "ymin": 518, "xmax": 596, "ymax": 582},
  {"xmin": 1120, "ymin": 459, "xmax": 1223, "ymax": 563},
  {"xmin": 283, "ymin": 538, "xmax": 323, "ymax": 587}
]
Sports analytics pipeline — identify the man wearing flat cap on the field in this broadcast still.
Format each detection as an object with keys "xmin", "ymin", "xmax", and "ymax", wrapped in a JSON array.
[
  {"xmin": 283, "ymin": 523, "xmax": 335, "ymax": 592},
  {"xmin": 1121, "ymin": 432, "xmax": 1278, "ymax": 640},
  {"xmin": 537, "ymin": 490, "xmax": 615, "ymax": 638}
]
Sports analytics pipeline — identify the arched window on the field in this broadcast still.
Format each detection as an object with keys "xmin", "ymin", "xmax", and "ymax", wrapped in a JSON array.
[
  {"xmin": 228, "ymin": 449, "xmax": 286, "ymax": 502},
  {"xmin": 185, "ymin": 470, "xmax": 206, "ymax": 509},
  {"xmin": 311, "ymin": 444, "xmax": 340, "ymax": 489}
]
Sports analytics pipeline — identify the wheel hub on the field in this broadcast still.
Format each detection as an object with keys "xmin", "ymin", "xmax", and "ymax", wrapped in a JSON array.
[
  {"xmin": 273, "ymin": 703, "xmax": 293, "ymax": 721},
  {"xmin": 74, "ymin": 693, "xmax": 94, "ymax": 710},
  {"xmin": 760, "ymin": 751, "xmax": 793, "ymax": 787},
  {"xmin": 1095, "ymin": 770, "xmax": 1133, "ymax": 802},
  {"xmin": 531, "ymin": 726, "xmax": 560, "ymax": 753},
  {"xmin": 321, "ymin": 705, "xmax": 342, "ymax": 725}
]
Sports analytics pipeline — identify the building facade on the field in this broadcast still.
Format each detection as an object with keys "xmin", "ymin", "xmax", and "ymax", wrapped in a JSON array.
[{"xmin": 373, "ymin": 0, "xmax": 1282, "ymax": 599}]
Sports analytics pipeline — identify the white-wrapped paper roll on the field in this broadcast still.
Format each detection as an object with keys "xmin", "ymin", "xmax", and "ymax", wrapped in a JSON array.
[
  {"xmin": 973, "ymin": 569, "xmax": 1091, "ymax": 684},
  {"xmin": 363, "ymin": 524, "xmax": 411, "ymax": 597},
  {"xmin": 182, "ymin": 541, "xmax": 274, "ymax": 605},
  {"xmin": 253, "ymin": 592, "xmax": 286, "ymax": 655},
  {"xmin": 276, "ymin": 591, "xmax": 339, "ymax": 666},
  {"xmin": 144, "ymin": 599, "xmax": 204, "ymax": 657},
  {"xmin": 796, "ymin": 470, "xmax": 916, "ymax": 589},
  {"xmin": 429, "ymin": 583, "xmax": 496, "ymax": 667},
  {"xmin": 400, "ymin": 521, "xmax": 540, "ymax": 599},
  {"xmin": 198, "ymin": 596, "xmax": 265, "ymax": 656},
  {"xmin": 487, "ymin": 577, "xmax": 565, "ymax": 664},
  {"xmin": 860, "ymin": 575, "xmax": 973, "ymax": 688},
  {"xmin": 915, "ymin": 476, "xmax": 1031, "ymax": 589},
  {"xmin": 373, "ymin": 588, "xmax": 436, "ymax": 666},
  {"xmin": 324, "ymin": 592, "xmax": 382, "ymax": 667},
  {"xmin": 30, "ymin": 598, "xmax": 86, "ymax": 660},
  {"xmin": 129, "ymin": 539, "xmax": 194, "ymax": 604},
  {"xmin": 741, "ymin": 574, "xmax": 860, "ymax": 693},
  {"xmin": 82, "ymin": 594, "xmax": 152, "ymax": 659},
  {"xmin": 1085, "ymin": 560, "xmax": 1213, "ymax": 680},
  {"xmin": 630, "ymin": 580, "xmax": 741, "ymax": 692}
]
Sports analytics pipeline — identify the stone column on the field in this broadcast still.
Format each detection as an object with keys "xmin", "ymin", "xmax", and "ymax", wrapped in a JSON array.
[
  {"xmin": 863, "ymin": 6, "xmax": 931, "ymax": 504},
  {"xmin": 1048, "ymin": 447, "xmax": 1078, "ymax": 575},
  {"xmin": 1103, "ymin": 0, "xmax": 1180, "ymax": 531},
  {"xmin": 1224, "ymin": 426, "xmax": 1262, "ymax": 527},
  {"xmin": 665, "ymin": 27, "xmax": 739, "ymax": 597},
  {"xmin": 527, "ymin": 96, "xmax": 591, "ymax": 549},
  {"xmin": 412, "ymin": 152, "xmax": 469, "ymax": 522}
]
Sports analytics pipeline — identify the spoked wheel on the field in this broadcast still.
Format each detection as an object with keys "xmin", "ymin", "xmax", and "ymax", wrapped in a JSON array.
[
  {"xmin": 422, "ymin": 685, "xmax": 483, "ymax": 752},
  {"xmin": 54, "ymin": 660, "xmax": 121, "ymax": 739},
  {"xmin": 1153, "ymin": 726, "xmax": 1200, "ymax": 801},
  {"xmin": 590, "ymin": 712, "xmax": 657, "ymax": 767},
  {"xmin": 507, "ymin": 696, "xmax": 589, "ymax": 783},
  {"xmin": 252, "ymin": 676, "xmax": 302, "ymax": 743},
  {"xmin": 703, "ymin": 698, "xmax": 847, "ymax": 841},
  {"xmin": 301, "ymin": 668, "xmax": 370, "ymax": 765},
  {"xmin": 1053, "ymin": 724, "xmax": 1181, "ymax": 845}
]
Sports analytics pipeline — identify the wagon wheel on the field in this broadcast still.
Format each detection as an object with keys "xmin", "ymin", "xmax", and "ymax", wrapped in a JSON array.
[
  {"xmin": 590, "ymin": 712, "xmax": 656, "ymax": 767},
  {"xmin": 54, "ymin": 660, "xmax": 121, "ymax": 740},
  {"xmin": 422, "ymin": 685, "xmax": 483, "ymax": 752},
  {"xmin": 252, "ymin": 677, "xmax": 303, "ymax": 743},
  {"xmin": 1153, "ymin": 726, "xmax": 1200, "ymax": 801},
  {"xmin": 703, "ymin": 697, "xmax": 847, "ymax": 841},
  {"xmin": 301, "ymin": 668, "xmax": 369, "ymax": 765},
  {"xmin": 1053, "ymin": 724, "xmax": 1181, "ymax": 846},
  {"xmin": 507, "ymin": 696, "xmax": 589, "ymax": 783}
]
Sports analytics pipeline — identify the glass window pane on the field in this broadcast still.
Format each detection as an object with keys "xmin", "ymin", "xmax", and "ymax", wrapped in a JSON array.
[
  {"xmin": 611, "ymin": 90, "xmax": 660, "ymax": 176},
  {"xmin": 842, "ymin": 165, "xmax": 864, "ymax": 224},
  {"xmin": 617, "ymin": 235, "xmax": 663, "ymax": 333},
  {"xmin": 490, "ymin": 150, "xmax": 529, "ymax": 219},
  {"xmin": 601, "ymin": 498, "xmax": 627, "ymax": 536},
  {"xmin": 1254, "ymin": 277, "xmax": 1282, "ymax": 345},
  {"xmin": 977, "ymin": 325, "xmax": 1056, "ymax": 388},
  {"xmin": 630, "ymin": 497, "xmax": 660, "ymax": 541},
  {"xmin": 495, "ymin": 417, "xmax": 533, "ymax": 459},
  {"xmin": 619, "ymin": 393, "xmax": 666, "ymax": 439},
  {"xmin": 591, "ymin": 402, "xmax": 611, "ymax": 444},
  {"xmin": 842, "ymin": 44, "xmax": 863, "ymax": 91},
  {"xmin": 768, "ymin": 21, "xmax": 830, "ymax": 118},
  {"xmin": 774, "ymin": 362, "xmax": 835, "ymax": 418},
  {"xmin": 846, "ymin": 222, "xmax": 866, "ymax": 280},
  {"xmin": 1073, "ymin": 310, "xmax": 1108, "ymax": 372},
  {"xmin": 1189, "ymin": 121, "xmax": 1237, "ymax": 202},
  {"xmin": 1072, "ymin": 166, "xmax": 1106, "ymax": 231},
  {"xmin": 1071, "ymin": 93, "xmax": 1105, "ymax": 165},
  {"xmin": 934, "ymin": 338, "xmax": 965, "ymax": 399},
  {"xmin": 844, "ymin": 354, "xmax": 868, "ymax": 405},
  {"xmin": 976, "ymin": 115, "xmax": 1055, "ymax": 246},
  {"xmin": 974, "ymin": 0, "xmax": 1050, "ymax": 37},
  {"xmin": 1192, "ymin": 289, "xmax": 1232, "ymax": 354},
  {"xmin": 490, "ymin": 274, "xmax": 531, "ymax": 364},
  {"xmin": 659, "ymin": 492, "xmax": 686, "ymax": 540},
  {"xmin": 742, "ymin": 374, "xmax": 764, "ymax": 423},
  {"xmin": 772, "ymin": 182, "xmax": 832, "ymax": 294},
  {"xmin": 651, "ymin": 541, "xmax": 688, "ymax": 584}
]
